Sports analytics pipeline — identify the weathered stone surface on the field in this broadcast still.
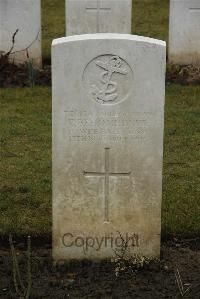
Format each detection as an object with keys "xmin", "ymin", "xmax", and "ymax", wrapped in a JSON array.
[
  {"xmin": 52, "ymin": 34, "xmax": 166, "ymax": 260},
  {"xmin": 66, "ymin": 0, "xmax": 132, "ymax": 35},
  {"xmin": 0, "ymin": 0, "xmax": 42, "ymax": 67},
  {"xmin": 169, "ymin": 0, "xmax": 200, "ymax": 65}
]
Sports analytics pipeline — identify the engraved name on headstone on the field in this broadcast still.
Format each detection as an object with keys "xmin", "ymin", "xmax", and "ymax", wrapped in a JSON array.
[{"xmin": 52, "ymin": 34, "xmax": 166, "ymax": 260}]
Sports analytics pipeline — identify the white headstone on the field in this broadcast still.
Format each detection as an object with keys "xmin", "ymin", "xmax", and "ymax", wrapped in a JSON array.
[
  {"xmin": 66, "ymin": 0, "xmax": 132, "ymax": 35},
  {"xmin": 52, "ymin": 34, "xmax": 166, "ymax": 260},
  {"xmin": 169, "ymin": 0, "xmax": 200, "ymax": 65},
  {"xmin": 0, "ymin": 0, "xmax": 42, "ymax": 67}
]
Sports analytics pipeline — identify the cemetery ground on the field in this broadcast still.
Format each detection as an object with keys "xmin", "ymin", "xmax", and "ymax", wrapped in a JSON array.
[
  {"xmin": 0, "ymin": 0, "xmax": 200, "ymax": 298},
  {"xmin": 1, "ymin": 85, "xmax": 199, "ymax": 298}
]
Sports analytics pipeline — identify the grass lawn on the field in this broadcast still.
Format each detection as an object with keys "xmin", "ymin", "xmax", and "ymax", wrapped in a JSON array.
[
  {"xmin": 0, "ymin": 88, "xmax": 51, "ymax": 236},
  {"xmin": 41, "ymin": 0, "xmax": 169, "ymax": 61},
  {"xmin": 163, "ymin": 85, "xmax": 200, "ymax": 237},
  {"xmin": 42, "ymin": 0, "xmax": 65, "ymax": 62},
  {"xmin": 0, "ymin": 85, "xmax": 199, "ymax": 237}
]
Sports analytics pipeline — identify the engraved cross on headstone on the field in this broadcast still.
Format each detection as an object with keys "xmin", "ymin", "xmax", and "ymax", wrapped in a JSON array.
[
  {"xmin": 83, "ymin": 148, "xmax": 131, "ymax": 222},
  {"xmin": 85, "ymin": 0, "xmax": 111, "ymax": 32}
]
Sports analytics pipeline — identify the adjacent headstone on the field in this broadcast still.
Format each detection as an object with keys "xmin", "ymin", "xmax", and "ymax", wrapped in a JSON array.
[
  {"xmin": 66, "ymin": 0, "xmax": 132, "ymax": 35},
  {"xmin": 169, "ymin": 0, "xmax": 200, "ymax": 65},
  {"xmin": 0, "ymin": 0, "xmax": 42, "ymax": 67},
  {"xmin": 52, "ymin": 34, "xmax": 166, "ymax": 260}
]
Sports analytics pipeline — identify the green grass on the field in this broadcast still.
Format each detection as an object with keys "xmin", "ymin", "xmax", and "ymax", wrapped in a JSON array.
[
  {"xmin": 163, "ymin": 85, "xmax": 200, "ymax": 236},
  {"xmin": 41, "ymin": 0, "xmax": 65, "ymax": 62},
  {"xmin": 133, "ymin": 0, "xmax": 169, "ymax": 43},
  {"xmin": 0, "ymin": 88, "xmax": 51, "ymax": 236},
  {"xmin": 0, "ymin": 85, "xmax": 199, "ymax": 237},
  {"xmin": 41, "ymin": 0, "xmax": 169, "ymax": 61}
]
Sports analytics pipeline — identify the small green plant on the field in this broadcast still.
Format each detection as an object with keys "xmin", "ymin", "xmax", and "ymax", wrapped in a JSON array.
[
  {"xmin": 9, "ymin": 234, "xmax": 32, "ymax": 299},
  {"xmin": 25, "ymin": 59, "xmax": 37, "ymax": 87},
  {"xmin": 113, "ymin": 253, "xmax": 155, "ymax": 277},
  {"xmin": 175, "ymin": 268, "xmax": 192, "ymax": 297},
  {"xmin": 112, "ymin": 232, "xmax": 157, "ymax": 277}
]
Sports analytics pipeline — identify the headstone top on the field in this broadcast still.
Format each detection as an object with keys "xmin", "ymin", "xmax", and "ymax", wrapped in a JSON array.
[{"xmin": 52, "ymin": 33, "xmax": 166, "ymax": 47}]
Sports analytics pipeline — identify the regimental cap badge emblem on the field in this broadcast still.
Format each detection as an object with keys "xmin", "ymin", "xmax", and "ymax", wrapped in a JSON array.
[{"xmin": 83, "ymin": 54, "xmax": 133, "ymax": 105}]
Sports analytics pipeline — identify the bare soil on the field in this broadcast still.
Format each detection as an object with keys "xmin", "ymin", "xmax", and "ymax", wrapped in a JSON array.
[
  {"xmin": 166, "ymin": 64, "xmax": 200, "ymax": 86},
  {"xmin": 0, "ymin": 240, "xmax": 200, "ymax": 298},
  {"xmin": 0, "ymin": 57, "xmax": 51, "ymax": 88},
  {"xmin": 1, "ymin": 57, "xmax": 200, "ymax": 88}
]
